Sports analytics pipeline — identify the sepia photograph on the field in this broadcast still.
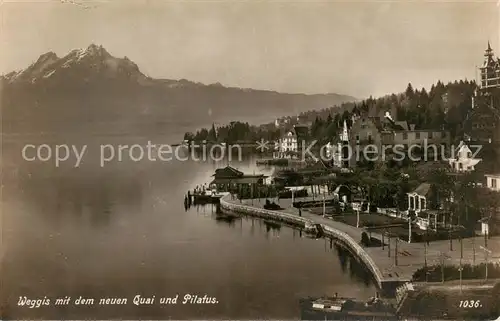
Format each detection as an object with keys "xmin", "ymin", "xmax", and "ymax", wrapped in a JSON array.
[{"xmin": 1, "ymin": 0, "xmax": 500, "ymax": 320}]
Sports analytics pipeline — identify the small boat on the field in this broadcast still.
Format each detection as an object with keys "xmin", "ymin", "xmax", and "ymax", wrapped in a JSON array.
[
  {"xmin": 300, "ymin": 295, "xmax": 397, "ymax": 320},
  {"xmin": 304, "ymin": 222, "xmax": 318, "ymax": 234},
  {"xmin": 191, "ymin": 190, "xmax": 225, "ymax": 205}
]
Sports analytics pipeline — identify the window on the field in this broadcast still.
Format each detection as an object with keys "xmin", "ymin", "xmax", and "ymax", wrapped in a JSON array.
[
  {"xmin": 493, "ymin": 179, "xmax": 498, "ymax": 189},
  {"xmin": 356, "ymin": 135, "xmax": 360, "ymax": 142},
  {"xmin": 403, "ymin": 133, "xmax": 408, "ymax": 140},
  {"xmin": 429, "ymin": 132, "xmax": 433, "ymax": 139},
  {"xmin": 441, "ymin": 132, "xmax": 446, "ymax": 139},
  {"xmin": 416, "ymin": 132, "xmax": 420, "ymax": 139}
]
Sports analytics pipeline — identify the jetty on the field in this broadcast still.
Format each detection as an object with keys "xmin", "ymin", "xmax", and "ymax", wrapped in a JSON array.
[{"xmin": 220, "ymin": 194, "xmax": 500, "ymax": 296}]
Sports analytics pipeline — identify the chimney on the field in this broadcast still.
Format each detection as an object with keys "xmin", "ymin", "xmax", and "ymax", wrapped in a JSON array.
[{"xmin": 409, "ymin": 124, "xmax": 416, "ymax": 131}]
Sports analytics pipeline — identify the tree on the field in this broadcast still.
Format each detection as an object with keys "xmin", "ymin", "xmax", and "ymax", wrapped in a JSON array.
[
  {"xmin": 208, "ymin": 123, "xmax": 217, "ymax": 142},
  {"xmin": 183, "ymin": 132, "xmax": 194, "ymax": 141},
  {"xmin": 405, "ymin": 83, "xmax": 415, "ymax": 99}
]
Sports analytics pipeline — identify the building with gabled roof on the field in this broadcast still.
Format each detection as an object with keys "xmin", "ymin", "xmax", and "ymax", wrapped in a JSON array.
[
  {"xmin": 273, "ymin": 124, "xmax": 309, "ymax": 159},
  {"xmin": 210, "ymin": 166, "xmax": 267, "ymax": 192},
  {"xmin": 348, "ymin": 111, "xmax": 450, "ymax": 166},
  {"xmin": 480, "ymin": 41, "xmax": 500, "ymax": 90}
]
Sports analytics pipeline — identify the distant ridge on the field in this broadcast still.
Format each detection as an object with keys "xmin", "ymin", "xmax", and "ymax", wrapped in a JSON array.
[{"xmin": 1, "ymin": 44, "xmax": 357, "ymax": 137}]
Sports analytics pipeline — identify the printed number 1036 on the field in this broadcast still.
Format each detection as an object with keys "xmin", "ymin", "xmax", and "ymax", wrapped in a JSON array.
[{"xmin": 459, "ymin": 300, "xmax": 482, "ymax": 308}]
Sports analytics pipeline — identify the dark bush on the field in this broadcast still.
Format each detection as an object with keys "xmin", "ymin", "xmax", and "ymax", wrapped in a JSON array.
[
  {"xmin": 278, "ymin": 189, "xmax": 308, "ymax": 199},
  {"xmin": 361, "ymin": 232, "xmax": 370, "ymax": 246},
  {"xmin": 264, "ymin": 201, "xmax": 283, "ymax": 210},
  {"xmin": 412, "ymin": 263, "xmax": 500, "ymax": 282}
]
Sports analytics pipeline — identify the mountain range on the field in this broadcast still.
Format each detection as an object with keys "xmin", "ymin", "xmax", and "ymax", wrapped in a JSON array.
[{"xmin": 1, "ymin": 44, "xmax": 356, "ymax": 139}]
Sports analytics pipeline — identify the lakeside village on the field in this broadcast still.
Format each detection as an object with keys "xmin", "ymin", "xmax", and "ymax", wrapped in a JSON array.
[{"xmin": 184, "ymin": 44, "xmax": 500, "ymax": 320}]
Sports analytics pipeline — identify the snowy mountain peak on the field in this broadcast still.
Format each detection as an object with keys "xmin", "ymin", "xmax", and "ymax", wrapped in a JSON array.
[
  {"xmin": 84, "ymin": 43, "xmax": 110, "ymax": 57},
  {"xmin": 3, "ymin": 44, "xmax": 145, "ymax": 84}
]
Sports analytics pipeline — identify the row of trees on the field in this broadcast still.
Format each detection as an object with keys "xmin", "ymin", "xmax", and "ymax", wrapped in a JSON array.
[
  {"xmin": 306, "ymin": 80, "xmax": 477, "ymax": 143},
  {"xmin": 183, "ymin": 121, "xmax": 282, "ymax": 144},
  {"xmin": 426, "ymin": 168, "xmax": 500, "ymax": 233},
  {"xmin": 184, "ymin": 79, "xmax": 480, "ymax": 145}
]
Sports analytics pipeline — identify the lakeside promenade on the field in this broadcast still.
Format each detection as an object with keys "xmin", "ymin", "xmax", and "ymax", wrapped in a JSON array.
[{"xmin": 222, "ymin": 195, "xmax": 500, "ymax": 287}]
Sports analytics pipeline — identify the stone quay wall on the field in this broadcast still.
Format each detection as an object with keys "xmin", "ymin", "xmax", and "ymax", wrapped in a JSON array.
[{"xmin": 220, "ymin": 195, "xmax": 386, "ymax": 288}]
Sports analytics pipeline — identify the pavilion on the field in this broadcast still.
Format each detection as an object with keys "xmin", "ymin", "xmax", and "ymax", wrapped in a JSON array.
[{"xmin": 209, "ymin": 166, "xmax": 267, "ymax": 194}]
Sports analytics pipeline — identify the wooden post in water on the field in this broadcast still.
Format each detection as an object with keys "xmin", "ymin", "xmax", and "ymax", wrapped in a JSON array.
[{"xmin": 251, "ymin": 183, "xmax": 254, "ymax": 205}]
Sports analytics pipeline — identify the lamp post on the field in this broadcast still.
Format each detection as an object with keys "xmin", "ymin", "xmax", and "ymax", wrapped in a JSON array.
[
  {"xmin": 251, "ymin": 183, "xmax": 254, "ymax": 205},
  {"xmin": 388, "ymin": 234, "xmax": 391, "ymax": 258},
  {"xmin": 484, "ymin": 225, "xmax": 488, "ymax": 248},
  {"xmin": 459, "ymin": 260, "xmax": 463, "ymax": 294},
  {"xmin": 472, "ymin": 235, "xmax": 476, "ymax": 265},
  {"xmin": 460, "ymin": 236, "xmax": 463, "ymax": 260},
  {"xmin": 449, "ymin": 229, "xmax": 453, "ymax": 251},
  {"xmin": 424, "ymin": 239, "xmax": 427, "ymax": 270},
  {"xmin": 479, "ymin": 245, "xmax": 491, "ymax": 281},
  {"xmin": 440, "ymin": 252, "xmax": 446, "ymax": 283},
  {"xmin": 408, "ymin": 217, "xmax": 412, "ymax": 243},
  {"xmin": 395, "ymin": 238, "xmax": 399, "ymax": 266}
]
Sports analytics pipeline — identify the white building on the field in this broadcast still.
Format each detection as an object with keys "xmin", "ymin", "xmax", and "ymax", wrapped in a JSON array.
[
  {"xmin": 449, "ymin": 141, "xmax": 481, "ymax": 172},
  {"xmin": 485, "ymin": 173, "xmax": 500, "ymax": 191},
  {"xmin": 407, "ymin": 183, "xmax": 430, "ymax": 216},
  {"xmin": 274, "ymin": 130, "xmax": 298, "ymax": 159},
  {"xmin": 480, "ymin": 217, "xmax": 490, "ymax": 236}
]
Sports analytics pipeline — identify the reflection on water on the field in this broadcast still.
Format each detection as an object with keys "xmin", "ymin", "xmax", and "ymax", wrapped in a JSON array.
[{"xmin": 1, "ymin": 138, "xmax": 377, "ymax": 319}]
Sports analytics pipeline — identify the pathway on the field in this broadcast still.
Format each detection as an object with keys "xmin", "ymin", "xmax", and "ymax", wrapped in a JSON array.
[{"xmin": 229, "ymin": 196, "xmax": 500, "ymax": 282}]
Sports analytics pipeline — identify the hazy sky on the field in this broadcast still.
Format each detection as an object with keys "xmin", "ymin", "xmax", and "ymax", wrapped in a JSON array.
[{"xmin": 0, "ymin": 0, "xmax": 499, "ymax": 98}]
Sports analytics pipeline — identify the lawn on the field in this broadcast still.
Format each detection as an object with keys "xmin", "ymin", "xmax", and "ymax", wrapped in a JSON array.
[
  {"xmin": 333, "ymin": 212, "xmax": 407, "ymax": 228},
  {"xmin": 330, "ymin": 212, "xmax": 468, "ymax": 242}
]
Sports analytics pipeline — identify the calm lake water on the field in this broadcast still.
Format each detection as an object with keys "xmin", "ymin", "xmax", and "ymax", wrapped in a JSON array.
[{"xmin": 1, "ymin": 136, "xmax": 376, "ymax": 319}]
